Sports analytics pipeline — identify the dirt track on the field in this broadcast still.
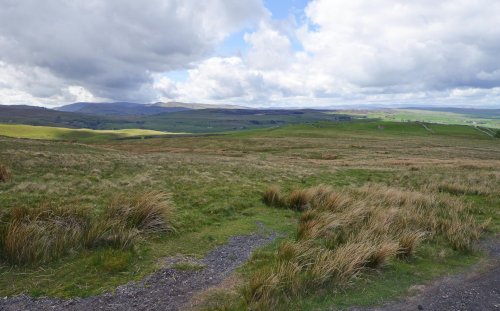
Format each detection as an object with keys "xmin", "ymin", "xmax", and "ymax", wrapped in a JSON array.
[
  {"xmin": 1, "ymin": 233, "xmax": 498, "ymax": 311},
  {"xmin": 0, "ymin": 228, "xmax": 277, "ymax": 311}
]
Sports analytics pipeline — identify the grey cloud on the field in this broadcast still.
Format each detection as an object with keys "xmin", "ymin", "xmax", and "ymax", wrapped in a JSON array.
[{"xmin": 0, "ymin": 0, "xmax": 265, "ymax": 102}]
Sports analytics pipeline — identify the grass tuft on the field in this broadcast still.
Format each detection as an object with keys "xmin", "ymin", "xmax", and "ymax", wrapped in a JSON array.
[
  {"xmin": 0, "ymin": 191, "xmax": 174, "ymax": 265},
  {"xmin": 246, "ymin": 183, "xmax": 485, "ymax": 309},
  {"xmin": 398, "ymin": 231, "xmax": 426, "ymax": 259},
  {"xmin": 262, "ymin": 185, "xmax": 285, "ymax": 207},
  {"xmin": 106, "ymin": 191, "xmax": 174, "ymax": 235},
  {"xmin": 3, "ymin": 206, "xmax": 91, "ymax": 265},
  {"xmin": 0, "ymin": 163, "xmax": 11, "ymax": 182}
]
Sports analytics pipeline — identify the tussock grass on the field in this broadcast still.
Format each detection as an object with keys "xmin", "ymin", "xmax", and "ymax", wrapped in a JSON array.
[
  {"xmin": 0, "ymin": 191, "xmax": 174, "ymax": 265},
  {"xmin": 250, "ymin": 183, "xmax": 484, "ymax": 309},
  {"xmin": 287, "ymin": 189, "xmax": 313, "ymax": 211},
  {"xmin": 0, "ymin": 163, "xmax": 11, "ymax": 182},
  {"xmin": 106, "ymin": 191, "xmax": 174, "ymax": 234},
  {"xmin": 262, "ymin": 185, "xmax": 285, "ymax": 207},
  {"xmin": 418, "ymin": 172, "xmax": 500, "ymax": 196},
  {"xmin": 2, "ymin": 206, "xmax": 92, "ymax": 265}
]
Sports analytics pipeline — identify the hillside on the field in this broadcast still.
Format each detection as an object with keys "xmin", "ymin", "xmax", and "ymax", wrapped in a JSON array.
[
  {"xmin": 346, "ymin": 108, "xmax": 500, "ymax": 129},
  {"xmin": 56, "ymin": 102, "xmax": 190, "ymax": 116},
  {"xmin": 153, "ymin": 101, "xmax": 246, "ymax": 110},
  {"xmin": 0, "ymin": 124, "xmax": 168, "ymax": 141},
  {"xmin": 136, "ymin": 108, "xmax": 352, "ymax": 132},
  {"xmin": 0, "ymin": 105, "xmax": 353, "ymax": 133},
  {"xmin": 0, "ymin": 105, "xmax": 134, "ymax": 129}
]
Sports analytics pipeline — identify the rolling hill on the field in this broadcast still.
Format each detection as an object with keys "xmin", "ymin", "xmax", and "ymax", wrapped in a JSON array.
[
  {"xmin": 0, "ymin": 105, "xmax": 135, "ymax": 129},
  {"xmin": 56, "ymin": 102, "xmax": 190, "ymax": 116},
  {"xmin": 0, "ymin": 123, "xmax": 168, "ymax": 141}
]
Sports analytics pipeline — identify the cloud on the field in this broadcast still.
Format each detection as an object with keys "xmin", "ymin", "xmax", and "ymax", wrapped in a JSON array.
[
  {"xmin": 158, "ymin": 0, "xmax": 500, "ymax": 108},
  {"xmin": 301, "ymin": 0, "xmax": 500, "ymax": 90},
  {"xmin": 0, "ymin": 0, "xmax": 265, "ymax": 105},
  {"xmin": 2, "ymin": 0, "xmax": 500, "ymax": 108}
]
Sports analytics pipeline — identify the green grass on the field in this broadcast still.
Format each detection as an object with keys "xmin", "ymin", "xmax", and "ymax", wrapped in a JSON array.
[
  {"xmin": 295, "ymin": 244, "xmax": 481, "ymax": 310},
  {"xmin": 0, "ymin": 123, "xmax": 171, "ymax": 141},
  {"xmin": 0, "ymin": 119, "xmax": 498, "ymax": 308},
  {"xmin": 346, "ymin": 108, "xmax": 500, "ymax": 129}
]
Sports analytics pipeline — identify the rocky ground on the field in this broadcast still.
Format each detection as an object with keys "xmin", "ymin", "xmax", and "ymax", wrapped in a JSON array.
[{"xmin": 0, "ymin": 228, "xmax": 277, "ymax": 311}]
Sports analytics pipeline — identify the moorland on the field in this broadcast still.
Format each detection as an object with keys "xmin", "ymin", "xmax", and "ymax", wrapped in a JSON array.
[{"xmin": 0, "ymin": 105, "xmax": 499, "ymax": 310}]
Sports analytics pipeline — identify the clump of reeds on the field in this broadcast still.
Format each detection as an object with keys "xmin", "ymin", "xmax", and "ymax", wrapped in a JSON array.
[
  {"xmin": 106, "ymin": 191, "xmax": 174, "ymax": 234},
  {"xmin": 0, "ymin": 163, "xmax": 11, "ymax": 183},
  {"xmin": 3, "ymin": 205, "xmax": 91, "ymax": 264},
  {"xmin": 249, "ymin": 183, "xmax": 484, "ymax": 309},
  {"xmin": 0, "ymin": 191, "xmax": 174, "ymax": 265},
  {"xmin": 262, "ymin": 185, "xmax": 285, "ymax": 207},
  {"xmin": 263, "ymin": 184, "xmax": 350, "ymax": 212}
]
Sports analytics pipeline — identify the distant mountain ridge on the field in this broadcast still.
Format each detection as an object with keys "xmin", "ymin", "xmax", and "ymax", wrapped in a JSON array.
[
  {"xmin": 0, "ymin": 105, "xmax": 132, "ymax": 129},
  {"xmin": 153, "ymin": 101, "xmax": 247, "ymax": 110},
  {"xmin": 56, "ymin": 102, "xmax": 189, "ymax": 116},
  {"xmin": 55, "ymin": 101, "xmax": 247, "ymax": 116}
]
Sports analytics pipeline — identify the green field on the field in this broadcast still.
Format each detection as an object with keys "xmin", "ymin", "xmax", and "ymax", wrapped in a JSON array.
[
  {"xmin": 0, "ymin": 120, "xmax": 498, "ymax": 310},
  {"xmin": 0, "ymin": 124, "xmax": 170, "ymax": 141},
  {"xmin": 347, "ymin": 108, "xmax": 500, "ymax": 129}
]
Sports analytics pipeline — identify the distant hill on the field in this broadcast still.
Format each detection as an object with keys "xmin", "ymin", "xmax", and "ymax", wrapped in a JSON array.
[
  {"xmin": 405, "ymin": 107, "xmax": 500, "ymax": 118},
  {"xmin": 137, "ymin": 108, "xmax": 351, "ymax": 133},
  {"xmin": 56, "ymin": 102, "xmax": 190, "ymax": 116},
  {"xmin": 0, "ymin": 105, "xmax": 137, "ymax": 129},
  {"xmin": 153, "ymin": 101, "xmax": 246, "ymax": 110}
]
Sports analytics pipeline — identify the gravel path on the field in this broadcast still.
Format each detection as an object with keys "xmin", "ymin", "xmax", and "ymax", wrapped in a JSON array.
[
  {"xmin": 351, "ymin": 235, "xmax": 500, "ymax": 311},
  {"xmin": 0, "ymin": 228, "xmax": 277, "ymax": 311}
]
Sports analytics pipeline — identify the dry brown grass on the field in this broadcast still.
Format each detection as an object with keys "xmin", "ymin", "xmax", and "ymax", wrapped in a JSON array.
[
  {"xmin": 2, "ymin": 205, "xmax": 91, "ymax": 264},
  {"xmin": 287, "ymin": 189, "xmax": 313, "ymax": 211},
  {"xmin": 265, "ymin": 184, "xmax": 352, "ymax": 213},
  {"xmin": 0, "ymin": 163, "xmax": 11, "ymax": 182},
  {"xmin": 247, "ymin": 183, "xmax": 484, "ymax": 309},
  {"xmin": 262, "ymin": 185, "xmax": 285, "ymax": 207},
  {"xmin": 106, "ymin": 191, "xmax": 174, "ymax": 234},
  {"xmin": 0, "ymin": 191, "xmax": 174, "ymax": 265}
]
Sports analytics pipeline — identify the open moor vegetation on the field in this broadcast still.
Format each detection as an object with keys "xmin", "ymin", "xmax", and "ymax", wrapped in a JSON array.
[
  {"xmin": 0, "ymin": 191, "xmax": 173, "ymax": 265},
  {"xmin": 0, "ymin": 120, "xmax": 498, "ymax": 309}
]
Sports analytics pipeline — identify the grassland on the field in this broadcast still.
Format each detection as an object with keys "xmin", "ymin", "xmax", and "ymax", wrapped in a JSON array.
[
  {"xmin": 346, "ymin": 108, "xmax": 500, "ymax": 129},
  {"xmin": 0, "ymin": 124, "xmax": 169, "ymax": 141},
  {"xmin": 0, "ymin": 120, "xmax": 498, "ymax": 309}
]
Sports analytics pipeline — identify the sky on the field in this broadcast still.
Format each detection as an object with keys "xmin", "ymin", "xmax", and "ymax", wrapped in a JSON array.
[{"xmin": 0, "ymin": 0, "xmax": 499, "ymax": 108}]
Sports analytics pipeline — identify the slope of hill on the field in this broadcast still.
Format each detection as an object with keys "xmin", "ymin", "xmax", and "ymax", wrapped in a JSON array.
[
  {"xmin": 137, "ymin": 108, "xmax": 352, "ymax": 132},
  {"xmin": 0, "ymin": 105, "xmax": 352, "ymax": 133},
  {"xmin": 406, "ymin": 107, "xmax": 500, "ymax": 118},
  {"xmin": 56, "ymin": 102, "xmax": 189, "ymax": 116},
  {"xmin": 346, "ymin": 108, "xmax": 500, "ymax": 129},
  {"xmin": 0, "ymin": 105, "xmax": 136, "ymax": 129},
  {"xmin": 153, "ymin": 101, "xmax": 246, "ymax": 110},
  {"xmin": 0, "ymin": 123, "xmax": 168, "ymax": 141}
]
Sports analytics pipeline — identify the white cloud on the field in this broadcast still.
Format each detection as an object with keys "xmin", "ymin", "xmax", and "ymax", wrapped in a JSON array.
[
  {"xmin": 2, "ymin": 0, "xmax": 500, "ymax": 108},
  {"xmin": 0, "ymin": 0, "xmax": 265, "ymax": 106},
  {"xmin": 244, "ymin": 22, "xmax": 293, "ymax": 70},
  {"xmin": 300, "ymin": 0, "xmax": 500, "ymax": 90},
  {"xmin": 156, "ymin": 0, "xmax": 500, "ymax": 108}
]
